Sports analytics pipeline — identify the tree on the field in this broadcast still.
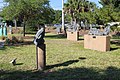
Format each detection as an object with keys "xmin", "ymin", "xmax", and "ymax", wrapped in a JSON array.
[
  {"xmin": 52, "ymin": 10, "xmax": 62, "ymax": 24},
  {"xmin": 64, "ymin": 0, "xmax": 120, "ymax": 30},
  {"xmin": 1, "ymin": 0, "xmax": 54, "ymax": 36},
  {"xmin": 97, "ymin": 0, "xmax": 120, "ymax": 24},
  {"xmin": 64, "ymin": 0, "xmax": 96, "ymax": 25},
  {"xmin": 99, "ymin": 0, "xmax": 120, "ymax": 8}
]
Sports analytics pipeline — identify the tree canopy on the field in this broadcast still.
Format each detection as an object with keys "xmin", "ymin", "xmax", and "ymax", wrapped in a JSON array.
[
  {"xmin": 64, "ymin": 0, "xmax": 120, "ymax": 25},
  {"xmin": 0, "ymin": 0, "xmax": 54, "ymax": 36},
  {"xmin": 98, "ymin": 0, "xmax": 120, "ymax": 24},
  {"xmin": 1, "ymin": 0, "xmax": 54, "ymax": 24},
  {"xmin": 64, "ymin": 0, "xmax": 96, "ymax": 24},
  {"xmin": 52, "ymin": 10, "xmax": 62, "ymax": 24}
]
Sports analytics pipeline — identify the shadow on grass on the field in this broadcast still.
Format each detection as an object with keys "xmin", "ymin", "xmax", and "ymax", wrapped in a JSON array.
[
  {"xmin": 79, "ymin": 57, "xmax": 86, "ymax": 60},
  {"xmin": 25, "ymin": 32, "xmax": 36, "ymax": 35},
  {"xmin": 111, "ymin": 40, "xmax": 120, "ymax": 46},
  {"xmin": 78, "ymin": 38, "xmax": 84, "ymax": 40},
  {"xmin": 110, "ymin": 47, "xmax": 120, "ymax": 51},
  {"xmin": 15, "ymin": 63, "xmax": 24, "ymax": 66},
  {"xmin": 0, "ymin": 41, "xmax": 34, "ymax": 51},
  {"xmin": 78, "ymin": 36, "xmax": 84, "ymax": 40},
  {"xmin": 110, "ymin": 40, "xmax": 120, "ymax": 51},
  {"xmin": 5, "ymin": 41, "xmax": 34, "ymax": 47},
  {"xmin": 22, "ymin": 41, "xmax": 34, "ymax": 45},
  {"xmin": 1, "ymin": 66, "xmax": 120, "ymax": 80},
  {"xmin": 46, "ymin": 60, "xmax": 79, "ymax": 69},
  {"xmin": 45, "ymin": 34, "xmax": 66, "ymax": 39},
  {"xmin": 0, "ymin": 46, "xmax": 6, "ymax": 50}
]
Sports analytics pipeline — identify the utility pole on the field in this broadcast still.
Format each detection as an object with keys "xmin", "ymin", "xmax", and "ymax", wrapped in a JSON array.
[{"xmin": 62, "ymin": 0, "xmax": 65, "ymax": 32}]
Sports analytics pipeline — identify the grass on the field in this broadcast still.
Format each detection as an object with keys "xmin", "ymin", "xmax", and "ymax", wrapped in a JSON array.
[{"xmin": 0, "ymin": 33, "xmax": 120, "ymax": 80}]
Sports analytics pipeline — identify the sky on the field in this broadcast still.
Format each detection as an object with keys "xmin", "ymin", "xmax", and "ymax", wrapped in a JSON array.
[
  {"xmin": 0, "ymin": 0, "xmax": 4, "ymax": 8},
  {"xmin": 49, "ymin": 0, "xmax": 102, "ymax": 10},
  {"xmin": 0, "ymin": 0, "xmax": 102, "ymax": 10}
]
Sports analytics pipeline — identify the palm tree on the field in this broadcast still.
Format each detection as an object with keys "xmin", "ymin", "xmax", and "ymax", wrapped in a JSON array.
[
  {"xmin": 64, "ymin": 0, "xmax": 80, "ymax": 24},
  {"xmin": 64, "ymin": 0, "xmax": 94, "ymax": 24}
]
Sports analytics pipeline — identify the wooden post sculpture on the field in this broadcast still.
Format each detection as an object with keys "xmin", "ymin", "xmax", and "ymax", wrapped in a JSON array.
[{"xmin": 34, "ymin": 25, "xmax": 46, "ymax": 71}]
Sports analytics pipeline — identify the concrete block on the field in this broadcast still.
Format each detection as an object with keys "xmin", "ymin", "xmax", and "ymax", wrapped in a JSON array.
[
  {"xmin": 84, "ymin": 35, "xmax": 111, "ymax": 52},
  {"xmin": 67, "ymin": 31, "xmax": 79, "ymax": 41}
]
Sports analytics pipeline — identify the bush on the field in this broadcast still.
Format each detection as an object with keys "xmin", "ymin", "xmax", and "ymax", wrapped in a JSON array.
[
  {"xmin": 12, "ymin": 28, "xmax": 23, "ymax": 34},
  {"xmin": 4, "ymin": 38, "xmax": 11, "ymax": 45},
  {"xmin": 112, "ymin": 34, "xmax": 120, "ymax": 39},
  {"xmin": 116, "ymin": 27, "xmax": 120, "ymax": 31},
  {"xmin": 5, "ymin": 36, "xmax": 24, "ymax": 45},
  {"xmin": 17, "ymin": 36, "xmax": 24, "ymax": 43}
]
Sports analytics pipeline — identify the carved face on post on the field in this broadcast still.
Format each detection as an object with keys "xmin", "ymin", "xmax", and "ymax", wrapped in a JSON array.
[{"xmin": 34, "ymin": 25, "xmax": 45, "ymax": 47}]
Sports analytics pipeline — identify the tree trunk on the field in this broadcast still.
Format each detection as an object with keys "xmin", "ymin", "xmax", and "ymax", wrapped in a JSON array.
[
  {"xmin": 23, "ymin": 21, "xmax": 25, "ymax": 36},
  {"xmin": 14, "ymin": 19, "xmax": 17, "ymax": 29},
  {"xmin": 37, "ymin": 24, "xmax": 40, "ymax": 30},
  {"xmin": 71, "ymin": 17, "xmax": 73, "ymax": 25}
]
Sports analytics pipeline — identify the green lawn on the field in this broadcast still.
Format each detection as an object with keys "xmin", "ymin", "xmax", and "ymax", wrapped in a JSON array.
[{"xmin": 0, "ymin": 33, "xmax": 120, "ymax": 80}]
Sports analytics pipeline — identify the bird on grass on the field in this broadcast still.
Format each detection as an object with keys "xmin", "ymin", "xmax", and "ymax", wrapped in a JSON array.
[{"xmin": 9, "ymin": 58, "xmax": 17, "ymax": 66}]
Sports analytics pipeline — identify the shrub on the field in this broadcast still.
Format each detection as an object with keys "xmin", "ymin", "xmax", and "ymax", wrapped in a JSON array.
[
  {"xmin": 4, "ymin": 38, "xmax": 11, "ymax": 45},
  {"xmin": 12, "ymin": 28, "xmax": 23, "ymax": 34},
  {"xmin": 6, "ymin": 36, "xmax": 24, "ymax": 45},
  {"xmin": 17, "ymin": 36, "xmax": 24, "ymax": 43}
]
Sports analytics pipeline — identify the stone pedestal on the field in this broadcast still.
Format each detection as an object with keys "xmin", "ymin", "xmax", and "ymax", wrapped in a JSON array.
[
  {"xmin": 67, "ymin": 31, "xmax": 79, "ymax": 41},
  {"xmin": 84, "ymin": 35, "xmax": 111, "ymax": 52},
  {"xmin": 37, "ymin": 44, "xmax": 46, "ymax": 70}
]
